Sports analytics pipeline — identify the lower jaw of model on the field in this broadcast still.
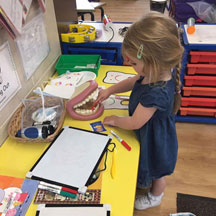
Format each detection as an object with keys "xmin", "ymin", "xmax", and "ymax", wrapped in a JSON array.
[{"xmin": 66, "ymin": 80, "xmax": 104, "ymax": 120}]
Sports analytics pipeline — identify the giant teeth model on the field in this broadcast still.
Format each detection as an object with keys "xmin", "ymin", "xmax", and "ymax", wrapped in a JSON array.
[{"xmin": 66, "ymin": 80, "xmax": 104, "ymax": 120}]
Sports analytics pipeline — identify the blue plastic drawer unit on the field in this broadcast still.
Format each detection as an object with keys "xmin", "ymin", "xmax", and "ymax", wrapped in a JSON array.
[
  {"xmin": 62, "ymin": 42, "xmax": 121, "ymax": 65},
  {"xmin": 176, "ymin": 24, "xmax": 216, "ymax": 124}
]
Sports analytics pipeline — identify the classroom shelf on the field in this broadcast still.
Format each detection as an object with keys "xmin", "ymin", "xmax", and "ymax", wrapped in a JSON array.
[{"xmin": 177, "ymin": 24, "xmax": 216, "ymax": 124}]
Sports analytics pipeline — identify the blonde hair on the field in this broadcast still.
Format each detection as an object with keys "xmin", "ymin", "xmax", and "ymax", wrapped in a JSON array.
[{"xmin": 122, "ymin": 12, "xmax": 184, "ymax": 114}]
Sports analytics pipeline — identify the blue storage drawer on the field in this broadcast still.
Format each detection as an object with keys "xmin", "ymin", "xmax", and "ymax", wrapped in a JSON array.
[
  {"xmin": 66, "ymin": 46, "xmax": 118, "ymax": 65},
  {"xmin": 61, "ymin": 41, "xmax": 123, "ymax": 65}
]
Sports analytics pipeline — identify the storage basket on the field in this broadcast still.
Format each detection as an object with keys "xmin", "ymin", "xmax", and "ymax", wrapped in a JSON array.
[
  {"xmin": 55, "ymin": 54, "xmax": 101, "ymax": 76},
  {"xmin": 8, "ymin": 96, "xmax": 66, "ymax": 143}
]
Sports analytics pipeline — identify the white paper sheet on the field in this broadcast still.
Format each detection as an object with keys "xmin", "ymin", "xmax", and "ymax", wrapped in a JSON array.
[
  {"xmin": 43, "ymin": 71, "xmax": 97, "ymax": 99},
  {"xmin": 0, "ymin": 0, "xmax": 23, "ymax": 35},
  {"xmin": 16, "ymin": 12, "xmax": 49, "ymax": 79},
  {"xmin": 43, "ymin": 85, "xmax": 75, "ymax": 99},
  {"xmin": 0, "ymin": 42, "xmax": 21, "ymax": 111}
]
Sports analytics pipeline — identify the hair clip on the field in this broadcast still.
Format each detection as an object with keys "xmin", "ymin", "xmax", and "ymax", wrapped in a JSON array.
[{"xmin": 137, "ymin": 44, "xmax": 143, "ymax": 59}]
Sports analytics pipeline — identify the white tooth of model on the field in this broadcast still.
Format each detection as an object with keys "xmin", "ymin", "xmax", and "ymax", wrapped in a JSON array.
[
  {"xmin": 76, "ymin": 109, "xmax": 81, "ymax": 113},
  {"xmin": 81, "ymin": 109, "xmax": 85, "ymax": 114}
]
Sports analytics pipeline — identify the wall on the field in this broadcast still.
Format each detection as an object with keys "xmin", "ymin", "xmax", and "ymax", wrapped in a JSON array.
[
  {"xmin": 53, "ymin": 0, "xmax": 77, "ymax": 22},
  {"xmin": 0, "ymin": 0, "xmax": 61, "ymax": 146}
]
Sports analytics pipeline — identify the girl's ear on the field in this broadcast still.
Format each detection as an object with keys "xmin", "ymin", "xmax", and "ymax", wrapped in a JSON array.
[{"xmin": 125, "ymin": 56, "xmax": 130, "ymax": 62}]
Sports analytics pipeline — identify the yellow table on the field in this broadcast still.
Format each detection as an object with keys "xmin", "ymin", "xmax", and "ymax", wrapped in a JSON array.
[{"xmin": 0, "ymin": 65, "xmax": 140, "ymax": 216}]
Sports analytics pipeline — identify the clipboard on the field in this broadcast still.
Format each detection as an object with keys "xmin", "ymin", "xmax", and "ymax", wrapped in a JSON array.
[
  {"xmin": 36, "ymin": 204, "xmax": 111, "ymax": 216},
  {"xmin": 26, "ymin": 126, "xmax": 111, "ymax": 193}
]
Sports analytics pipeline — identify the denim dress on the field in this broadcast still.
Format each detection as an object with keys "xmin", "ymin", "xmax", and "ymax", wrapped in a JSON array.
[{"xmin": 129, "ymin": 76, "xmax": 178, "ymax": 187}]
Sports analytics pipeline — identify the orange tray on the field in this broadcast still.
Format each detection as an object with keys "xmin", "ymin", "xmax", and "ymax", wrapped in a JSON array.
[
  {"xmin": 184, "ymin": 76, "xmax": 216, "ymax": 87},
  {"xmin": 181, "ymin": 97, "xmax": 216, "ymax": 107},
  {"xmin": 180, "ymin": 107, "xmax": 216, "ymax": 117},
  {"xmin": 190, "ymin": 51, "xmax": 216, "ymax": 63},
  {"xmin": 187, "ymin": 64, "xmax": 216, "ymax": 75},
  {"xmin": 182, "ymin": 87, "xmax": 216, "ymax": 97}
]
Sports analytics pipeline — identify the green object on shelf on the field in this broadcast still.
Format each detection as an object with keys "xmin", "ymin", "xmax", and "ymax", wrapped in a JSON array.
[{"xmin": 55, "ymin": 54, "xmax": 101, "ymax": 76}]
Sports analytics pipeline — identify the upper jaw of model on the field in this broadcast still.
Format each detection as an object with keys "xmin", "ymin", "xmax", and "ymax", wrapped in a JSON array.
[{"xmin": 66, "ymin": 80, "xmax": 104, "ymax": 120}]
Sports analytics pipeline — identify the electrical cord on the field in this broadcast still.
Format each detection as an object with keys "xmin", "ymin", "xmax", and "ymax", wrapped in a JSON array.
[
  {"xmin": 95, "ymin": 142, "xmax": 116, "ymax": 174},
  {"xmin": 105, "ymin": 26, "xmax": 115, "ymax": 46}
]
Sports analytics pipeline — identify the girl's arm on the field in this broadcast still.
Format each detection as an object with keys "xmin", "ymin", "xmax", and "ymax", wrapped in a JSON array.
[
  {"xmin": 106, "ymin": 74, "xmax": 139, "ymax": 94},
  {"xmin": 103, "ymin": 103, "xmax": 157, "ymax": 130},
  {"xmin": 96, "ymin": 74, "xmax": 140, "ymax": 103}
]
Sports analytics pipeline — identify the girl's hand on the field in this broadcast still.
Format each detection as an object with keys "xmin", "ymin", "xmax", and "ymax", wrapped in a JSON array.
[
  {"xmin": 96, "ymin": 89, "xmax": 111, "ymax": 103},
  {"xmin": 103, "ymin": 115, "xmax": 118, "ymax": 127}
]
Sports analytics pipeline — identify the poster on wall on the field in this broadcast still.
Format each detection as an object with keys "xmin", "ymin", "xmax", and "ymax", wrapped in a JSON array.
[
  {"xmin": 0, "ymin": 42, "xmax": 21, "ymax": 111},
  {"xmin": 0, "ymin": 0, "xmax": 23, "ymax": 37},
  {"xmin": 38, "ymin": 0, "xmax": 46, "ymax": 13},
  {"xmin": 21, "ymin": 0, "xmax": 33, "ymax": 23},
  {"xmin": 16, "ymin": 12, "xmax": 50, "ymax": 80}
]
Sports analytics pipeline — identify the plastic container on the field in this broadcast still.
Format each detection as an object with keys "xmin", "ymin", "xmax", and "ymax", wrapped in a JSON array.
[
  {"xmin": 184, "ymin": 76, "xmax": 216, "ymax": 87},
  {"xmin": 183, "ymin": 87, "xmax": 216, "ymax": 97},
  {"xmin": 190, "ymin": 51, "xmax": 216, "ymax": 63},
  {"xmin": 180, "ymin": 107, "xmax": 216, "ymax": 117},
  {"xmin": 181, "ymin": 97, "xmax": 216, "ymax": 107},
  {"xmin": 187, "ymin": 64, "xmax": 216, "ymax": 75},
  {"xmin": 55, "ymin": 55, "xmax": 101, "ymax": 76}
]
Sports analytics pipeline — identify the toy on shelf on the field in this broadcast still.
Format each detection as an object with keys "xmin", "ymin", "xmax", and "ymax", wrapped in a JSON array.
[{"xmin": 61, "ymin": 24, "xmax": 97, "ymax": 43}]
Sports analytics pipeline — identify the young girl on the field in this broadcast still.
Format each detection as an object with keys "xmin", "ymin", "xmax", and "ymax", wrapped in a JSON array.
[{"xmin": 96, "ymin": 12, "xmax": 184, "ymax": 210}]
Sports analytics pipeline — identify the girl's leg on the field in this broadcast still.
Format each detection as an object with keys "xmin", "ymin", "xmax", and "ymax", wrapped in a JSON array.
[
  {"xmin": 151, "ymin": 177, "xmax": 166, "ymax": 196},
  {"xmin": 134, "ymin": 177, "xmax": 166, "ymax": 210}
]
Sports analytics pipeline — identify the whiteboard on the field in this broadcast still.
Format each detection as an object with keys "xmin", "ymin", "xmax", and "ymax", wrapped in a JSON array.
[
  {"xmin": 37, "ymin": 204, "xmax": 111, "ymax": 216},
  {"xmin": 27, "ymin": 126, "xmax": 111, "ymax": 192}
]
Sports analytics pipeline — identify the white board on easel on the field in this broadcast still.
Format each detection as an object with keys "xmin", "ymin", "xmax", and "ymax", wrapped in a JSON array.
[{"xmin": 26, "ymin": 126, "xmax": 111, "ymax": 193}]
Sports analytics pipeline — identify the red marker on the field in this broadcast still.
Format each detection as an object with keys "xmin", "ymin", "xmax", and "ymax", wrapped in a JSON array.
[
  {"xmin": 61, "ymin": 187, "xmax": 78, "ymax": 194},
  {"xmin": 39, "ymin": 181, "xmax": 78, "ymax": 194},
  {"xmin": 90, "ymin": 100, "xmax": 100, "ymax": 110},
  {"xmin": 110, "ymin": 130, "xmax": 131, "ymax": 151}
]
